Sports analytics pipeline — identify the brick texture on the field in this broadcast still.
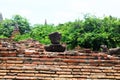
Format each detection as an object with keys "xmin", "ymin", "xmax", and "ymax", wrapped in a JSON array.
[{"xmin": 0, "ymin": 38, "xmax": 120, "ymax": 80}]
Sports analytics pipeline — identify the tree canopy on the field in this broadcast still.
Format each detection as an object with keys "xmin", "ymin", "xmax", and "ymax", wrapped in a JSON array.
[{"xmin": 0, "ymin": 14, "xmax": 120, "ymax": 51}]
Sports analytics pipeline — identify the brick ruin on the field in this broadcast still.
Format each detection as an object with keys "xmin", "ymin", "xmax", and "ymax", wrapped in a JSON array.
[{"xmin": 0, "ymin": 38, "xmax": 119, "ymax": 80}]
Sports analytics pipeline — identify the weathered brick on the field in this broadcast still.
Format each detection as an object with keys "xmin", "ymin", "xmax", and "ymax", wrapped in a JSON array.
[
  {"xmin": 82, "ymin": 72, "xmax": 91, "ymax": 75},
  {"xmin": 1, "ymin": 53, "xmax": 9, "ymax": 57},
  {"xmin": 22, "ymin": 66, "xmax": 35, "ymax": 70},
  {"xmin": 16, "ymin": 76, "xmax": 37, "ymax": 79},
  {"xmin": 91, "ymin": 69, "xmax": 102, "ymax": 73},
  {"xmin": 56, "ymin": 71, "xmax": 71, "ymax": 75},
  {"xmin": 0, "ymin": 70, "xmax": 9, "ymax": 73},
  {"xmin": 73, "ymin": 75, "xmax": 88, "ymax": 78},
  {"xmin": 102, "ymin": 69, "xmax": 117, "ymax": 73},
  {"xmin": 40, "ymin": 70, "xmax": 55, "ymax": 74},
  {"xmin": 0, "ymin": 76, "xmax": 4, "ymax": 79},
  {"xmin": 59, "ymin": 75, "xmax": 73, "ymax": 78},
  {"xmin": 7, "ymin": 66, "xmax": 22, "ymax": 70},
  {"xmin": 35, "ymin": 74, "xmax": 51, "ymax": 77},
  {"xmin": 0, "ymin": 40, "xmax": 119, "ymax": 80},
  {"xmin": 7, "ymin": 60, "xmax": 23, "ymax": 64},
  {"xmin": 72, "ymin": 72, "xmax": 82, "ymax": 75},
  {"xmin": 72, "ymin": 69, "xmax": 80, "ymax": 72},
  {"xmin": 44, "ymin": 62, "xmax": 54, "ymax": 65},
  {"xmin": 4, "ymin": 76, "xmax": 16, "ymax": 79},
  {"xmin": 114, "ymin": 73, "xmax": 120, "ymax": 76},
  {"xmin": 81, "ymin": 69, "xmax": 91, "ymax": 72},
  {"xmin": 62, "ymin": 69, "xmax": 72, "ymax": 71},
  {"xmin": 8, "ymin": 53, "xmax": 17, "ymax": 57},
  {"xmin": 0, "ymin": 73, "xmax": 6, "ymax": 75},
  {"xmin": 17, "ymin": 73, "xmax": 34, "ymax": 76},
  {"xmin": 103, "ymin": 76, "xmax": 115, "ymax": 79},
  {"xmin": 11, "ymin": 70, "xmax": 23, "ymax": 73},
  {"xmin": 32, "ymin": 61, "xmax": 44, "ymax": 65},
  {"xmin": 115, "ymin": 76, "xmax": 120, "ymax": 79}
]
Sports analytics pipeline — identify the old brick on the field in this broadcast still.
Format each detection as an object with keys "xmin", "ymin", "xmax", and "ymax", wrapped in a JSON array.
[
  {"xmin": 40, "ymin": 70, "xmax": 55, "ymax": 74},
  {"xmin": 73, "ymin": 75, "xmax": 88, "ymax": 78},
  {"xmin": 0, "ymin": 70, "xmax": 9, "ymax": 73},
  {"xmin": 104, "ymin": 76, "xmax": 115, "ymax": 79},
  {"xmin": 17, "ymin": 73, "xmax": 34, "ymax": 76},
  {"xmin": 56, "ymin": 71, "xmax": 71, "ymax": 75},
  {"xmin": 115, "ymin": 76, "xmax": 120, "ymax": 79},
  {"xmin": 72, "ymin": 69, "xmax": 80, "ymax": 72},
  {"xmin": 62, "ymin": 69, "xmax": 72, "ymax": 72},
  {"xmin": 24, "ymin": 70, "xmax": 38, "ymax": 73},
  {"xmin": 102, "ymin": 69, "xmax": 117, "ymax": 73},
  {"xmin": 82, "ymin": 72, "xmax": 91, "ymax": 75},
  {"xmin": 22, "ymin": 66, "xmax": 35, "ymax": 70},
  {"xmin": 0, "ymin": 73, "xmax": 6, "ymax": 76},
  {"xmin": 11, "ymin": 70, "xmax": 23, "ymax": 73},
  {"xmin": 16, "ymin": 76, "xmax": 37, "ymax": 79},
  {"xmin": 7, "ymin": 66, "xmax": 22, "ymax": 70},
  {"xmin": 4, "ymin": 76, "xmax": 16, "ymax": 79},
  {"xmin": 44, "ymin": 62, "xmax": 54, "ymax": 65},
  {"xmin": 9, "ymin": 53, "xmax": 17, "ymax": 57},
  {"xmin": 114, "ymin": 73, "xmax": 120, "ymax": 76},
  {"xmin": 81, "ymin": 69, "xmax": 91, "ymax": 72},
  {"xmin": 91, "ymin": 69, "xmax": 102, "ymax": 73},
  {"xmin": 35, "ymin": 74, "xmax": 51, "ymax": 77},
  {"xmin": 59, "ymin": 75, "xmax": 73, "ymax": 78},
  {"xmin": 1, "ymin": 53, "xmax": 9, "ymax": 57},
  {"xmin": 0, "ymin": 76, "xmax": 4, "ymax": 79},
  {"xmin": 72, "ymin": 72, "xmax": 82, "ymax": 75},
  {"xmin": 32, "ymin": 61, "xmax": 44, "ymax": 65},
  {"xmin": 7, "ymin": 60, "xmax": 23, "ymax": 64}
]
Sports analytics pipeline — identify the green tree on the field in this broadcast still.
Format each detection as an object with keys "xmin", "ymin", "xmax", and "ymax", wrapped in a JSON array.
[{"xmin": 12, "ymin": 15, "xmax": 31, "ymax": 34}]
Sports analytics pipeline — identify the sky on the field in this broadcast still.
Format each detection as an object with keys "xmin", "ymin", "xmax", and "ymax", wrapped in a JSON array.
[{"xmin": 0, "ymin": 0, "xmax": 120, "ymax": 25}]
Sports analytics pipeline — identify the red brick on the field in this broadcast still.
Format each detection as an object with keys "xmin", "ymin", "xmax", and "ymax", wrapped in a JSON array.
[
  {"xmin": 91, "ymin": 69, "xmax": 102, "ymax": 73},
  {"xmin": 16, "ymin": 76, "xmax": 37, "ymax": 79},
  {"xmin": 11, "ymin": 70, "xmax": 23, "ymax": 73},
  {"xmin": 0, "ymin": 70, "xmax": 9, "ymax": 73},
  {"xmin": 6, "ymin": 60, "xmax": 23, "ymax": 64},
  {"xmin": 72, "ymin": 72, "xmax": 82, "ymax": 75},
  {"xmin": 40, "ymin": 70, "xmax": 55, "ymax": 74},
  {"xmin": 0, "ymin": 73, "xmax": 6, "ymax": 75},
  {"xmin": 32, "ymin": 61, "xmax": 44, "ymax": 65},
  {"xmin": 4, "ymin": 76, "xmax": 16, "ymax": 79},
  {"xmin": 73, "ymin": 75, "xmax": 88, "ymax": 78},
  {"xmin": 56, "ymin": 71, "xmax": 71, "ymax": 74},
  {"xmin": 1, "ymin": 53, "xmax": 9, "ymax": 57},
  {"xmin": 44, "ymin": 62, "xmax": 53, "ymax": 65},
  {"xmin": 35, "ymin": 74, "xmax": 51, "ymax": 77},
  {"xmin": 17, "ymin": 73, "xmax": 34, "ymax": 76},
  {"xmin": 9, "ymin": 53, "xmax": 17, "ymax": 57},
  {"xmin": 0, "ymin": 76, "xmax": 4, "ymax": 79},
  {"xmin": 115, "ymin": 76, "xmax": 120, "ymax": 79},
  {"xmin": 59, "ymin": 75, "xmax": 73, "ymax": 78},
  {"xmin": 104, "ymin": 76, "xmax": 115, "ymax": 79},
  {"xmin": 73, "ymin": 69, "xmax": 80, "ymax": 72}
]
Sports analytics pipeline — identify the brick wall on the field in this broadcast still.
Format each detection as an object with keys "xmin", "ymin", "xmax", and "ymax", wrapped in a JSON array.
[{"xmin": 0, "ymin": 39, "xmax": 120, "ymax": 80}]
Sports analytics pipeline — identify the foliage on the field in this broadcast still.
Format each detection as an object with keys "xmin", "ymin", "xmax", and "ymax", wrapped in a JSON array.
[
  {"xmin": 0, "ymin": 14, "xmax": 120, "ymax": 51},
  {"xmin": 0, "ymin": 15, "xmax": 31, "ymax": 37},
  {"xmin": 30, "ymin": 24, "xmax": 57, "ymax": 44},
  {"xmin": 11, "ymin": 15, "xmax": 31, "ymax": 34},
  {"xmin": 0, "ymin": 35, "xmax": 7, "ymax": 38},
  {"xmin": 14, "ymin": 33, "xmax": 31, "ymax": 41},
  {"xmin": 0, "ymin": 19, "xmax": 14, "ymax": 37}
]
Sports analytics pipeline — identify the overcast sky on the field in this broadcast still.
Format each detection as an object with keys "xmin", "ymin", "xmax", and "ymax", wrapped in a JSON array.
[{"xmin": 0, "ymin": 0, "xmax": 120, "ymax": 25}]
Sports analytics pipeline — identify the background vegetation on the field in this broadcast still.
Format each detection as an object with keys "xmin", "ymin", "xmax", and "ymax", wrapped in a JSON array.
[{"xmin": 0, "ymin": 14, "xmax": 120, "ymax": 51}]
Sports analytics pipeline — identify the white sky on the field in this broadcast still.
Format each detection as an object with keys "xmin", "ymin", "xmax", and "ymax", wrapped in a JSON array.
[{"xmin": 0, "ymin": 0, "xmax": 120, "ymax": 25}]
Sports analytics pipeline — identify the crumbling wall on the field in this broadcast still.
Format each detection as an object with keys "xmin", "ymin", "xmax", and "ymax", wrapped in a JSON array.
[{"xmin": 0, "ymin": 39, "xmax": 120, "ymax": 80}]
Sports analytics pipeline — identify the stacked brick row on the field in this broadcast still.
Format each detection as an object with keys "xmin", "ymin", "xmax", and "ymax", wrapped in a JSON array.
[{"xmin": 0, "ymin": 39, "xmax": 120, "ymax": 80}]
